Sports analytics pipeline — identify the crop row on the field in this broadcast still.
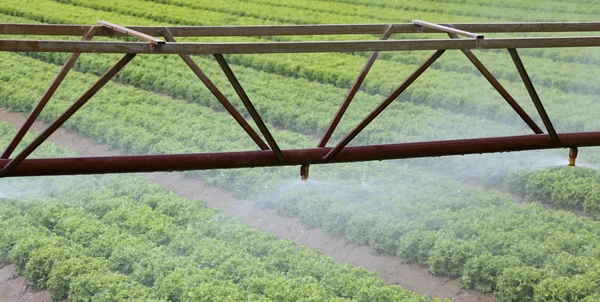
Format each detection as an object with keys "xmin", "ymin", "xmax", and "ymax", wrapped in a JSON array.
[
  {"xmin": 8, "ymin": 0, "xmax": 600, "ymax": 101},
  {"xmin": 319, "ymin": 0, "xmax": 600, "ymax": 20},
  {"xmin": 260, "ymin": 162, "xmax": 600, "ymax": 301},
  {"xmin": 47, "ymin": 0, "xmax": 600, "ymax": 94},
  {"xmin": 8, "ymin": 13, "xmax": 600, "ymax": 181},
  {"xmin": 246, "ymin": 0, "xmax": 600, "ymax": 64},
  {"xmin": 1, "ymin": 49, "xmax": 562, "ymax": 193},
  {"xmin": 5, "ymin": 3, "xmax": 600, "ymax": 141},
  {"xmin": 3, "ymin": 43, "xmax": 600, "ymax": 300},
  {"xmin": 0, "ymin": 123, "xmax": 431, "ymax": 301},
  {"xmin": 0, "ymin": 51, "xmax": 534, "ymax": 192},
  {"xmin": 504, "ymin": 166, "xmax": 600, "ymax": 218}
]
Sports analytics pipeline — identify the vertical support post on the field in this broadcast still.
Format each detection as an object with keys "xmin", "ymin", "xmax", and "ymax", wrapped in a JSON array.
[
  {"xmin": 448, "ymin": 33, "xmax": 543, "ymax": 134},
  {"xmin": 213, "ymin": 54, "xmax": 285, "ymax": 163},
  {"xmin": 1, "ymin": 26, "xmax": 98, "ymax": 159},
  {"xmin": 161, "ymin": 28, "xmax": 269, "ymax": 151},
  {"xmin": 318, "ymin": 25, "xmax": 395, "ymax": 148},
  {"xmin": 0, "ymin": 53, "xmax": 136, "ymax": 177},
  {"xmin": 323, "ymin": 49, "xmax": 446, "ymax": 162},
  {"xmin": 508, "ymin": 48, "xmax": 560, "ymax": 146}
]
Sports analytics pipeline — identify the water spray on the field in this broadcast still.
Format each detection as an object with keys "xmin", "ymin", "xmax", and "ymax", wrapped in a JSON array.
[
  {"xmin": 300, "ymin": 164, "xmax": 310, "ymax": 181},
  {"xmin": 568, "ymin": 147, "xmax": 578, "ymax": 166}
]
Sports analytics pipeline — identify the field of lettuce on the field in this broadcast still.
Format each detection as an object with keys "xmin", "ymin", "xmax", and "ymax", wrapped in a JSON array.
[{"xmin": 3, "ymin": 0, "xmax": 600, "ymax": 301}]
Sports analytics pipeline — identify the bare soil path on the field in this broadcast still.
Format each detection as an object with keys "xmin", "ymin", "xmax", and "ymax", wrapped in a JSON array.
[
  {"xmin": 0, "ymin": 264, "xmax": 51, "ymax": 302},
  {"xmin": 0, "ymin": 109, "xmax": 494, "ymax": 302}
]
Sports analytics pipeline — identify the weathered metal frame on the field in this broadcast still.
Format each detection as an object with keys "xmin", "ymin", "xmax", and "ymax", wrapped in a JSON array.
[{"xmin": 0, "ymin": 20, "xmax": 598, "ymax": 177}]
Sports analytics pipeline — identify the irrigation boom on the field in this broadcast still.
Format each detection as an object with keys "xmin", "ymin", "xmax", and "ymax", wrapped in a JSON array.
[{"xmin": 0, "ymin": 20, "xmax": 597, "ymax": 179}]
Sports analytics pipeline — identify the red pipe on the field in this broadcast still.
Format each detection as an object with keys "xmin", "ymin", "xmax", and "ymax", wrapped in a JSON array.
[{"xmin": 1, "ymin": 132, "xmax": 599, "ymax": 177}]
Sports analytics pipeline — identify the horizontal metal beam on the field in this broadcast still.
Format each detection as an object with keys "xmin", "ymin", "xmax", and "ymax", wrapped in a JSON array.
[
  {"xmin": 98, "ymin": 20, "xmax": 164, "ymax": 44},
  {"xmin": 4, "ymin": 36, "xmax": 600, "ymax": 54},
  {"xmin": 1, "ymin": 132, "xmax": 599, "ymax": 177},
  {"xmin": 4, "ymin": 22, "xmax": 600, "ymax": 37},
  {"xmin": 413, "ymin": 20, "xmax": 483, "ymax": 39}
]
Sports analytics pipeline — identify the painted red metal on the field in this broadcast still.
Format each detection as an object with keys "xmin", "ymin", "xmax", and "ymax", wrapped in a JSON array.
[
  {"xmin": 318, "ymin": 25, "xmax": 395, "ymax": 148},
  {"xmin": 2, "ymin": 21, "xmax": 600, "ymax": 178},
  {"xmin": 323, "ymin": 49, "xmax": 446, "ymax": 161},
  {"xmin": 0, "ymin": 53, "xmax": 137, "ymax": 177},
  {"xmin": 0, "ymin": 132, "xmax": 598, "ymax": 177},
  {"xmin": 1, "ymin": 27, "xmax": 98, "ymax": 159}
]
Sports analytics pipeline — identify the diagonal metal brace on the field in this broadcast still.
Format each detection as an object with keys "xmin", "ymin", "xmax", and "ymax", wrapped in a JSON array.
[
  {"xmin": 448, "ymin": 33, "xmax": 543, "ymax": 134},
  {"xmin": 323, "ymin": 49, "xmax": 446, "ymax": 162},
  {"xmin": 0, "ymin": 53, "xmax": 137, "ymax": 177},
  {"xmin": 213, "ymin": 54, "xmax": 285, "ymax": 163},
  {"xmin": 508, "ymin": 48, "xmax": 560, "ymax": 146},
  {"xmin": 98, "ymin": 20, "xmax": 164, "ymax": 44},
  {"xmin": 413, "ymin": 20, "xmax": 483, "ymax": 40},
  {"xmin": 161, "ymin": 28, "xmax": 269, "ymax": 151},
  {"xmin": 1, "ymin": 26, "xmax": 98, "ymax": 159},
  {"xmin": 318, "ymin": 25, "xmax": 395, "ymax": 148}
]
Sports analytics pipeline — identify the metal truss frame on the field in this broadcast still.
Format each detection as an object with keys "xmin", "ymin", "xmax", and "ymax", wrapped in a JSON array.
[{"xmin": 0, "ymin": 20, "xmax": 597, "ymax": 178}]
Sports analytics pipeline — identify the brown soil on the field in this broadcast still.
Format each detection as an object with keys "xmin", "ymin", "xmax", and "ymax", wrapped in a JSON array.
[
  {"xmin": 0, "ymin": 263, "xmax": 51, "ymax": 302},
  {"xmin": 0, "ymin": 109, "xmax": 494, "ymax": 302}
]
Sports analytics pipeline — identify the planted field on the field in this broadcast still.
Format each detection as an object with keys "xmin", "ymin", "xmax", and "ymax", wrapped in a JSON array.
[{"xmin": 3, "ymin": 0, "xmax": 600, "ymax": 301}]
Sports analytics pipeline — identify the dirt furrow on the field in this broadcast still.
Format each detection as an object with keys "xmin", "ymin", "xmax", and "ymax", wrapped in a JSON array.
[{"xmin": 0, "ymin": 109, "xmax": 494, "ymax": 302}]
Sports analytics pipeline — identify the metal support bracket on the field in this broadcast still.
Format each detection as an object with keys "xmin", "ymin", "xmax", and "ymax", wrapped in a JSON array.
[
  {"xmin": 323, "ymin": 49, "xmax": 446, "ymax": 162},
  {"xmin": 161, "ymin": 28, "xmax": 269, "ymax": 151},
  {"xmin": 214, "ymin": 54, "xmax": 285, "ymax": 163},
  {"xmin": 98, "ymin": 20, "xmax": 164, "ymax": 44},
  {"xmin": 318, "ymin": 25, "xmax": 395, "ymax": 148},
  {"xmin": 0, "ymin": 53, "xmax": 137, "ymax": 177},
  {"xmin": 1, "ymin": 26, "xmax": 98, "ymax": 159},
  {"xmin": 448, "ymin": 33, "xmax": 543, "ymax": 134},
  {"xmin": 508, "ymin": 48, "xmax": 560, "ymax": 145}
]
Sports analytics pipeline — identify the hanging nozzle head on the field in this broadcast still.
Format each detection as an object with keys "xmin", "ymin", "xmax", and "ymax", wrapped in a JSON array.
[
  {"xmin": 300, "ymin": 164, "xmax": 310, "ymax": 181},
  {"xmin": 569, "ymin": 147, "xmax": 578, "ymax": 166}
]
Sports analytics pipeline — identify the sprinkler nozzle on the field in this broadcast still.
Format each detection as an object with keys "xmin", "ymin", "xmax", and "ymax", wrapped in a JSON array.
[
  {"xmin": 569, "ymin": 147, "xmax": 578, "ymax": 166},
  {"xmin": 300, "ymin": 164, "xmax": 310, "ymax": 181}
]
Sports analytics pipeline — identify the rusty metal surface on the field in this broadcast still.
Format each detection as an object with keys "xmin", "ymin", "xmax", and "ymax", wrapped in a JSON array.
[
  {"xmin": 449, "ymin": 34, "xmax": 543, "ymax": 134},
  {"xmin": 5, "ymin": 36, "xmax": 600, "ymax": 54},
  {"xmin": 213, "ymin": 54, "xmax": 285, "ymax": 162},
  {"xmin": 508, "ymin": 48, "xmax": 560, "ymax": 145},
  {"xmin": 98, "ymin": 20, "xmax": 164, "ymax": 44},
  {"xmin": 413, "ymin": 20, "xmax": 483, "ymax": 39},
  {"xmin": 318, "ymin": 25, "xmax": 395, "ymax": 148},
  {"xmin": 1, "ymin": 132, "xmax": 600, "ymax": 177},
  {"xmin": 2, "ymin": 20, "xmax": 600, "ymax": 177},
  {"xmin": 5, "ymin": 22, "xmax": 600, "ymax": 36},
  {"xmin": 323, "ymin": 50, "xmax": 446, "ymax": 162},
  {"xmin": 5, "ymin": 36, "xmax": 600, "ymax": 53},
  {"xmin": 1, "ymin": 27, "xmax": 98, "ymax": 159},
  {"xmin": 162, "ymin": 28, "xmax": 269, "ymax": 151},
  {"xmin": 0, "ymin": 53, "xmax": 137, "ymax": 177}
]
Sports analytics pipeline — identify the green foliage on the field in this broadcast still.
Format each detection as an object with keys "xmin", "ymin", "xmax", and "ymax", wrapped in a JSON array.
[
  {"xmin": 0, "ymin": 173, "xmax": 431, "ymax": 301},
  {"xmin": 47, "ymin": 256, "xmax": 111, "ymax": 301},
  {"xmin": 495, "ymin": 266, "xmax": 545, "ymax": 302},
  {"xmin": 509, "ymin": 167, "xmax": 600, "ymax": 217},
  {"xmin": 3, "ymin": 0, "xmax": 600, "ymax": 300},
  {"xmin": 461, "ymin": 255, "xmax": 522, "ymax": 293}
]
